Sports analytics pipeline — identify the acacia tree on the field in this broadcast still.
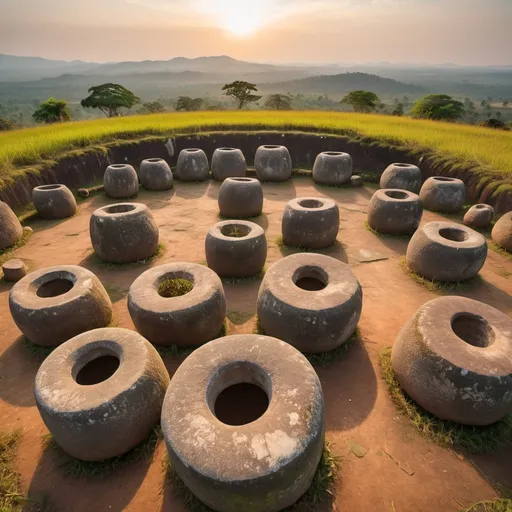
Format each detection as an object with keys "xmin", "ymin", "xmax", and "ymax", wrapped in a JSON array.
[
  {"xmin": 340, "ymin": 90, "xmax": 380, "ymax": 113},
  {"xmin": 222, "ymin": 81, "xmax": 261, "ymax": 109},
  {"xmin": 32, "ymin": 97, "xmax": 71, "ymax": 123},
  {"xmin": 264, "ymin": 94, "xmax": 292, "ymax": 110},
  {"xmin": 410, "ymin": 94, "xmax": 465, "ymax": 121},
  {"xmin": 81, "ymin": 84, "xmax": 140, "ymax": 117},
  {"xmin": 0, "ymin": 117, "xmax": 14, "ymax": 131},
  {"xmin": 175, "ymin": 96, "xmax": 204, "ymax": 112}
]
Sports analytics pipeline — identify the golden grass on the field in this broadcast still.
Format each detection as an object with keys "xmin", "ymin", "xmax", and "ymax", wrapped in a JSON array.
[{"xmin": 1, "ymin": 111, "xmax": 512, "ymax": 183}]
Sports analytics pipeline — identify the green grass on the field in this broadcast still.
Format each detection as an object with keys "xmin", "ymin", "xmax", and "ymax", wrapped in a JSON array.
[
  {"xmin": 0, "ymin": 430, "xmax": 24, "ymax": 511},
  {"xmin": 22, "ymin": 337, "xmax": 55, "ymax": 360},
  {"xmin": 221, "ymin": 269, "xmax": 266, "ymax": 284},
  {"xmin": 164, "ymin": 442, "xmax": 339, "ymax": 512},
  {"xmin": 2, "ymin": 111, "xmax": 512, "ymax": 186},
  {"xmin": 461, "ymin": 500, "xmax": 512, "ymax": 512},
  {"xmin": 41, "ymin": 426, "xmax": 161, "ymax": 479},
  {"xmin": 400, "ymin": 257, "xmax": 484, "ymax": 293},
  {"xmin": 158, "ymin": 278, "xmax": 194, "ymax": 298},
  {"xmin": 380, "ymin": 347, "xmax": 512, "ymax": 454},
  {"xmin": 84, "ymin": 242, "xmax": 165, "ymax": 269},
  {"xmin": 364, "ymin": 221, "xmax": 412, "ymax": 240}
]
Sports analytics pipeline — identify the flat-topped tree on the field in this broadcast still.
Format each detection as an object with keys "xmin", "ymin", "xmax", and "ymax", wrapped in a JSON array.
[
  {"xmin": 33, "ymin": 97, "xmax": 71, "ymax": 124},
  {"xmin": 81, "ymin": 83, "xmax": 140, "ymax": 117},
  {"xmin": 222, "ymin": 81, "xmax": 261, "ymax": 109},
  {"xmin": 175, "ymin": 96, "xmax": 203, "ymax": 112},
  {"xmin": 264, "ymin": 94, "xmax": 292, "ymax": 110},
  {"xmin": 341, "ymin": 90, "xmax": 380, "ymax": 113}
]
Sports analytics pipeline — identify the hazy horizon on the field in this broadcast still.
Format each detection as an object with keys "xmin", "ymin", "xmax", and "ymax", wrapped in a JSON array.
[{"xmin": 1, "ymin": 0, "xmax": 511, "ymax": 66}]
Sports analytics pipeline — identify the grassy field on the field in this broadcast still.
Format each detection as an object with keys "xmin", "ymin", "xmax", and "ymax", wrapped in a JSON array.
[{"xmin": 1, "ymin": 111, "xmax": 512, "ymax": 185}]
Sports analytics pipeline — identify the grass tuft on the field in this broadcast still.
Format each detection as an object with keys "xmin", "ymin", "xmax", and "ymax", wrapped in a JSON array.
[
  {"xmin": 364, "ymin": 221, "xmax": 412, "ymax": 240},
  {"xmin": 85, "ymin": 242, "xmax": 165, "ymax": 269},
  {"xmin": 221, "ymin": 269, "xmax": 265, "ymax": 284},
  {"xmin": 22, "ymin": 337, "xmax": 55, "ymax": 360},
  {"xmin": 400, "ymin": 257, "xmax": 483, "ymax": 293},
  {"xmin": 0, "ymin": 430, "xmax": 24, "ymax": 511},
  {"xmin": 158, "ymin": 278, "xmax": 194, "ymax": 298},
  {"xmin": 379, "ymin": 347, "xmax": 512, "ymax": 454},
  {"xmin": 163, "ymin": 442, "xmax": 339, "ymax": 512},
  {"xmin": 461, "ymin": 499, "xmax": 512, "ymax": 512},
  {"xmin": 41, "ymin": 426, "xmax": 161, "ymax": 479}
]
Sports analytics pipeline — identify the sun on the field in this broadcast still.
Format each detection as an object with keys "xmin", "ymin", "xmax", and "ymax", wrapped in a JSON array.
[{"xmin": 195, "ymin": 0, "xmax": 271, "ymax": 37}]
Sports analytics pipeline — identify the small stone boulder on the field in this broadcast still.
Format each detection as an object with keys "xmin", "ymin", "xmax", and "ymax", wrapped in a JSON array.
[
  {"xmin": 0, "ymin": 201, "xmax": 23, "ymax": 251},
  {"xmin": 463, "ymin": 204, "xmax": 494, "ymax": 229},
  {"xmin": 350, "ymin": 175, "xmax": 364, "ymax": 187},
  {"xmin": 2, "ymin": 259, "xmax": 27, "ymax": 282}
]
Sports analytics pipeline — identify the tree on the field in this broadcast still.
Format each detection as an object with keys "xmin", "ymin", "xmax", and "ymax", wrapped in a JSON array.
[
  {"xmin": 340, "ymin": 90, "xmax": 380, "ymax": 113},
  {"xmin": 32, "ymin": 97, "xmax": 71, "ymax": 124},
  {"xmin": 480, "ymin": 118, "xmax": 509, "ymax": 130},
  {"xmin": 138, "ymin": 101, "xmax": 165, "ymax": 114},
  {"xmin": 503, "ymin": 100, "xmax": 509, "ymax": 107},
  {"xmin": 175, "ymin": 96, "xmax": 204, "ymax": 112},
  {"xmin": 410, "ymin": 94, "xmax": 465, "ymax": 121},
  {"xmin": 392, "ymin": 103, "xmax": 404, "ymax": 116},
  {"xmin": 264, "ymin": 94, "xmax": 292, "ymax": 110},
  {"xmin": 0, "ymin": 117, "xmax": 14, "ymax": 131},
  {"xmin": 222, "ymin": 81, "xmax": 261, "ymax": 109},
  {"xmin": 81, "ymin": 83, "xmax": 140, "ymax": 117}
]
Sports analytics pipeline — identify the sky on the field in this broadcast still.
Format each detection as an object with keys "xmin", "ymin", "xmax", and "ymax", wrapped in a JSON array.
[{"xmin": 0, "ymin": 0, "xmax": 511, "ymax": 65}]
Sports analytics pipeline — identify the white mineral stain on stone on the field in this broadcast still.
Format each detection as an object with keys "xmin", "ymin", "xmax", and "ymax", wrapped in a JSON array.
[
  {"xmin": 232, "ymin": 432, "xmax": 248, "ymax": 445},
  {"xmin": 288, "ymin": 412, "xmax": 299, "ymax": 426},
  {"xmin": 251, "ymin": 434, "xmax": 270, "ymax": 460},
  {"xmin": 265, "ymin": 430, "xmax": 298, "ymax": 466},
  {"xmin": 287, "ymin": 388, "xmax": 298, "ymax": 397},
  {"xmin": 185, "ymin": 414, "xmax": 215, "ymax": 448}
]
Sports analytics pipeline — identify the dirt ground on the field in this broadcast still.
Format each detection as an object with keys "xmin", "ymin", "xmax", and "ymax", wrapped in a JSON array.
[{"xmin": 1, "ymin": 176, "xmax": 511, "ymax": 512}]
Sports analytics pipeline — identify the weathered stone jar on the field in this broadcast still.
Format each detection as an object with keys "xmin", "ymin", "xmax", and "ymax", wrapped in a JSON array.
[
  {"xmin": 139, "ymin": 158, "xmax": 173, "ymax": 191},
  {"xmin": 491, "ymin": 211, "xmax": 512, "ymax": 252},
  {"xmin": 0, "ymin": 201, "xmax": 23, "ymax": 250},
  {"xmin": 205, "ymin": 220, "xmax": 267, "ymax": 278},
  {"xmin": 175, "ymin": 148, "xmax": 210, "ymax": 181},
  {"xmin": 9, "ymin": 265, "xmax": 112, "ymax": 346},
  {"xmin": 406, "ymin": 221, "xmax": 487, "ymax": 282},
  {"xmin": 35, "ymin": 328, "xmax": 170, "ymax": 461},
  {"xmin": 161, "ymin": 334, "xmax": 325, "ymax": 512},
  {"xmin": 128, "ymin": 262, "xmax": 226, "ymax": 347},
  {"xmin": 463, "ymin": 204, "xmax": 494, "ymax": 229},
  {"xmin": 380, "ymin": 163, "xmax": 422, "ymax": 193},
  {"xmin": 282, "ymin": 197, "xmax": 339, "ymax": 249},
  {"xmin": 218, "ymin": 177, "xmax": 263, "ymax": 218},
  {"xmin": 103, "ymin": 164, "xmax": 139, "ymax": 198},
  {"xmin": 90, "ymin": 203, "xmax": 159, "ymax": 263},
  {"xmin": 312, "ymin": 152, "xmax": 352, "ymax": 186},
  {"xmin": 257, "ymin": 253, "xmax": 363, "ymax": 353},
  {"xmin": 254, "ymin": 145, "xmax": 292, "ymax": 182},
  {"xmin": 419, "ymin": 176, "xmax": 466, "ymax": 213},
  {"xmin": 367, "ymin": 189, "xmax": 423, "ymax": 235},
  {"xmin": 211, "ymin": 148, "xmax": 247, "ymax": 181},
  {"xmin": 32, "ymin": 184, "xmax": 77, "ymax": 220},
  {"xmin": 391, "ymin": 296, "xmax": 512, "ymax": 426}
]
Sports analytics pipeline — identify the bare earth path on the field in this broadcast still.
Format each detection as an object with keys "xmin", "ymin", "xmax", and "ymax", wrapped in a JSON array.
[{"xmin": 0, "ymin": 177, "xmax": 511, "ymax": 512}]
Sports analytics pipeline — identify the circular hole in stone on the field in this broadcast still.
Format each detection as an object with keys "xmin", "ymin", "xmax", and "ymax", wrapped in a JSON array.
[
  {"xmin": 220, "ymin": 223, "xmax": 251, "ymax": 238},
  {"xmin": 37, "ymin": 278, "xmax": 74, "ymax": 298},
  {"xmin": 394, "ymin": 163, "xmax": 410, "ymax": 168},
  {"xmin": 110, "ymin": 164, "xmax": 127, "ymax": 169},
  {"xmin": 433, "ymin": 177, "xmax": 454, "ymax": 182},
  {"xmin": 293, "ymin": 266, "xmax": 328, "ymax": 291},
  {"xmin": 184, "ymin": 148, "xmax": 201, "ymax": 153},
  {"xmin": 158, "ymin": 277, "xmax": 194, "ymax": 298},
  {"xmin": 38, "ymin": 185, "xmax": 61, "ymax": 191},
  {"xmin": 218, "ymin": 147, "xmax": 236, "ymax": 151},
  {"xmin": 299, "ymin": 199, "xmax": 323, "ymax": 209},
  {"xmin": 439, "ymin": 228, "xmax": 468, "ymax": 242},
  {"xmin": 263, "ymin": 145, "xmax": 280, "ymax": 149},
  {"xmin": 147, "ymin": 158, "xmax": 163, "ymax": 163},
  {"xmin": 475, "ymin": 205, "xmax": 486, "ymax": 209},
  {"xmin": 385, "ymin": 190, "xmax": 409, "ymax": 200},
  {"xmin": 451, "ymin": 313, "xmax": 495, "ymax": 348},
  {"xmin": 231, "ymin": 178, "xmax": 253, "ymax": 182},
  {"xmin": 208, "ymin": 362, "xmax": 271, "ymax": 426},
  {"xmin": 75, "ymin": 355, "xmax": 121, "ymax": 386},
  {"xmin": 105, "ymin": 204, "xmax": 136, "ymax": 214},
  {"xmin": 324, "ymin": 151, "xmax": 343, "ymax": 156}
]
